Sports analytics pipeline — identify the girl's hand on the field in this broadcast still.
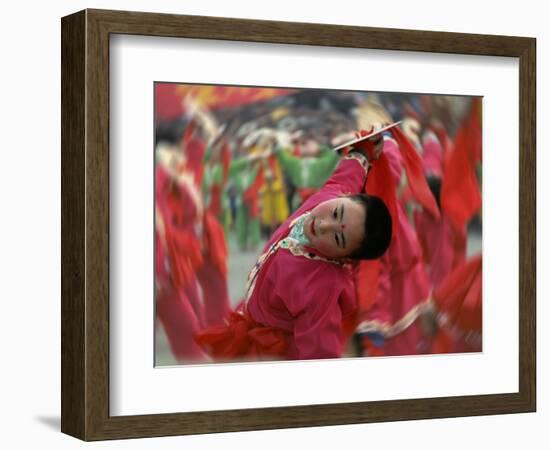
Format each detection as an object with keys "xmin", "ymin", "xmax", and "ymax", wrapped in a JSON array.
[
  {"xmin": 368, "ymin": 130, "xmax": 385, "ymax": 160},
  {"xmin": 352, "ymin": 126, "xmax": 385, "ymax": 161}
]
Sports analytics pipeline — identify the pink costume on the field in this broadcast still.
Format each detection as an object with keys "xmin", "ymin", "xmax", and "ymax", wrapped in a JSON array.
[
  {"xmin": 355, "ymin": 138, "xmax": 432, "ymax": 356},
  {"xmin": 197, "ymin": 153, "xmax": 371, "ymax": 361}
]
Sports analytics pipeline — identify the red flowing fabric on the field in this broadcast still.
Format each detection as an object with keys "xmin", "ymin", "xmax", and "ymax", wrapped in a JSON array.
[
  {"xmin": 156, "ymin": 165, "xmax": 203, "ymax": 290},
  {"xmin": 243, "ymin": 166, "xmax": 265, "ymax": 218},
  {"xmin": 353, "ymin": 126, "xmax": 440, "ymax": 240},
  {"xmin": 388, "ymin": 126, "xmax": 440, "ymax": 220},
  {"xmin": 428, "ymin": 123, "xmax": 452, "ymax": 170},
  {"xmin": 353, "ymin": 260, "xmax": 380, "ymax": 313},
  {"xmin": 431, "ymin": 328, "xmax": 455, "ymax": 354},
  {"xmin": 180, "ymin": 121, "xmax": 206, "ymax": 187},
  {"xmin": 350, "ymin": 130, "xmax": 401, "ymax": 318},
  {"xmin": 352, "ymin": 129, "xmax": 399, "ymax": 239},
  {"xmin": 365, "ymin": 152, "xmax": 400, "ymax": 238},
  {"xmin": 164, "ymin": 223, "xmax": 203, "ymax": 290},
  {"xmin": 202, "ymin": 211, "xmax": 228, "ymax": 277},
  {"xmin": 433, "ymin": 254, "xmax": 482, "ymax": 332},
  {"xmin": 208, "ymin": 184, "xmax": 222, "ymax": 218},
  {"xmin": 350, "ymin": 128, "xmax": 437, "ymax": 355},
  {"xmin": 195, "ymin": 308, "xmax": 288, "ymax": 359},
  {"xmin": 441, "ymin": 99, "xmax": 482, "ymax": 230}
]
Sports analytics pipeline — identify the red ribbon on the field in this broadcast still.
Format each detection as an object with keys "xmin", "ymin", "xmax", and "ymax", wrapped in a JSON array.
[
  {"xmin": 353, "ymin": 126, "xmax": 440, "ymax": 241},
  {"xmin": 195, "ymin": 309, "xmax": 288, "ymax": 359},
  {"xmin": 389, "ymin": 126, "xmax": 440, "ymax": 220}
]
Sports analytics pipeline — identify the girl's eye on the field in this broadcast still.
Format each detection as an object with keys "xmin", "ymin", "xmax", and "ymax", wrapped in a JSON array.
[{"xmin": 333, "ymin": 208, "xmax": 338, "ymax": 219}]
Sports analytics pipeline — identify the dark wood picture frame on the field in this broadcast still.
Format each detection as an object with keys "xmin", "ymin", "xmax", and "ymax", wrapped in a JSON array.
[{"xmin": 61, "ymin": 9, "xmax": 536, "ymax": 441}]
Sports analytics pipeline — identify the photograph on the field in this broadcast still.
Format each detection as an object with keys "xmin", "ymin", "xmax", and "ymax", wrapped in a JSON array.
[{"xmin": 153, "ymin": 83, "xmax": 483, "ymax": 366}]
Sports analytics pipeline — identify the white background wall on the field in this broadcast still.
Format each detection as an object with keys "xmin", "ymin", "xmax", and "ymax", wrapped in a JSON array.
[{"xmin": 0, "ymin": 0, "xmax": 546, "ymax": 448}]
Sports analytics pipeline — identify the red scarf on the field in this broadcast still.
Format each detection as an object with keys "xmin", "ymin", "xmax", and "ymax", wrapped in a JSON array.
[
  {"xmin": 353, "ymin": 126, "xmax": 440, "ymax": 239},
  {"xmin": 441, "ymin": 99, "xmax": 482, "ymax": 230},
  {"xmin": 352, "ymin": 126, "xmax": 438, "ymax": 313}
]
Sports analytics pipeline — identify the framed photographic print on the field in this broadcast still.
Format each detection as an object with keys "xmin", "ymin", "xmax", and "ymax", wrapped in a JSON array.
[{"xmin": 61, "ymin": 9, "xmax": 536, "ymax": 441}]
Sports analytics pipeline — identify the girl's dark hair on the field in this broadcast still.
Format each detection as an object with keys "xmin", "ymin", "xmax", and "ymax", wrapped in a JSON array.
[{"xmin": 347, "ymin": 194, "xmax": 392, "ymax": 260}]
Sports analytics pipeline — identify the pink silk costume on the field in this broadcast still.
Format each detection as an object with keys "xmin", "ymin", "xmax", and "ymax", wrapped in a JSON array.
[{"xmin": 196, "ymin": 152, "xmax": 371, "ymax": 361}]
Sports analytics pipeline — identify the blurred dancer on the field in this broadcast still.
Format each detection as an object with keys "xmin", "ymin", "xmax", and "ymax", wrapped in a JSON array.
[
  {"xmin": 155, "ymin": 123, "xmax": 231, "ymax": 362},
  {"xmin": 229, "ymin": 138, "xmax": 265, "ymax": 251},
  {"xmin": 275, "ymin": 137, "xmax": 340, "ymax": 210},
  {"xmin": 412, "ymin": 127, "xmax": 467, "ymax": 287},
  {"xmin": 426, "ymin": 99, "xmax": 483, "ymax": 353},
  {"xmin": 257, "ymin": 134, "xmax": 290, "ymax": 237},
  {"xmin": 155, "ymin": 141, "xmax": 208, "ymax": 361}
]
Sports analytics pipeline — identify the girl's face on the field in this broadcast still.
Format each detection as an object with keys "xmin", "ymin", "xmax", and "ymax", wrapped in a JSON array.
[{"xmin": 303, "ymin": 196, "xmax": 366, "ymax": 259}]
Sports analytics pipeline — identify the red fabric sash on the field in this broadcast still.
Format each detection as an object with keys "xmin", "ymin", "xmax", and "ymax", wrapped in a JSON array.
[{"xmin": 195, "ymin": 308, "xmax": 288, "ymax": 359}]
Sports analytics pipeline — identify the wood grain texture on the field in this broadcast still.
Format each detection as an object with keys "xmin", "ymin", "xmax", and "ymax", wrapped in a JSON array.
[
  {"xmin": 87, "ymin": 8, "xmax": 532, "ymax": 56},
  {"xmin": 518, "ymin": 38, "xmax": 536, "ymax": 410},
  {"xmin": 60, "ymin": 8, "xmax": 537, "ymax": 441},
  {"xmin": 61, "ymin": 10, "xmax": 86, "ymax": 439},
  {"xmin": 85, "ymin": 11, "xmax": 111, "ymax": 440}
]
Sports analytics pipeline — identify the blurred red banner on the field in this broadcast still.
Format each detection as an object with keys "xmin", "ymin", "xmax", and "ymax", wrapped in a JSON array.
[{"xmin": 155, "ymin": 83, "xmax": 295, "ymax": 121}]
